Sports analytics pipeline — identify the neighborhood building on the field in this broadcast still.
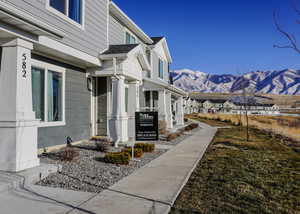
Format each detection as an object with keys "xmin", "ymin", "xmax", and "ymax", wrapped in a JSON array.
[
  {"xmin": 185, "ymin": 98, "xmax": 280, "ymax": 115},
  {"xmin": 0, "ymin": 0, "xmax": 186, "ymax": 172}
]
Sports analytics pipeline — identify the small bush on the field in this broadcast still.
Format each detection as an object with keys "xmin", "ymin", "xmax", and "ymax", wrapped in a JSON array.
[
  {"xmin": 184, "ymin": 125, "xmax": 192, "ymax": 131},
  {"xmin": 122, "ymin": 148, "xmax": 143, "ymax": 158},
  {"xmin": 190, "ymin": 123, "xmax": 199, "ymax": 129},
  {"xmin": 60, "ymin": 147, "xmax": 79, "ymax": 162},
  {"xmin": 178, "ymin": 128, "xmax": 185, "ymax": 135},
  {"xmin": 135, "ymin": 143, "xmax": 155, "ymax": 152},
  {"xmin": 95, "ymin": 141, "xmax": 112, "ymax": 152},
  {"xmin": 91, "ymin": 136, "xmax": 113, "ymax": 152},
  {"xmin": 159, "ymin": 120, "xmax": 167, "ymax": 135},
  {"xmin": 104, "ymin": 152, "xmax": 131, "ymax": 165},
  {"xmin": 167, "ymin": 133, "xmax": 179, "ymax": 141}
]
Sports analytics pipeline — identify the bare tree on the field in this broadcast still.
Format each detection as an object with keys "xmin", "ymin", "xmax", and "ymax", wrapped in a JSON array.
[{"xmin": 274, "ymin": 0, "xmax": 300, "ymax": 54}]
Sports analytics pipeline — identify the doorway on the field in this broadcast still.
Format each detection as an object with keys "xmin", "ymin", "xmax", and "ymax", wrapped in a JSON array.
[{"xmin": 93, "ymin": 77, "xmax": 108, "ymax": 136}]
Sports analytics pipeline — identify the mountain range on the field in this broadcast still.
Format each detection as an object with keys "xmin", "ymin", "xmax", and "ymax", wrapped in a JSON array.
[{"xmin": 170, "ymin": 69, "xmax": 300, "ymax": 95}]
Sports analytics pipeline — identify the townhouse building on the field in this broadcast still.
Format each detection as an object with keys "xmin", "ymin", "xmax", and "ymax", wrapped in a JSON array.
[{"xmin": 0, "ymin": 0, "xmax": 186, "ymax": 172}]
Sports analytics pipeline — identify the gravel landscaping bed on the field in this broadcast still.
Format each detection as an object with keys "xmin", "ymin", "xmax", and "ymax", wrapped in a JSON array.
[{"xmin": 37, "ymin": 143, "xmax": 167, "ymax": 193}]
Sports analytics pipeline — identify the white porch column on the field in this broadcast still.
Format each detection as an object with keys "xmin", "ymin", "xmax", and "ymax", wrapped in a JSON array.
[
  {"xmin": 176, "ymin": 96, "xmax": 184, "ymax": 126},
  {"xmin": 158, "ymin": 89, "xmax": 167, "ymax": 123},
  {"xmin": 165, "ymin": 92, "xmax": 173, "ymax": 129},
  {"xmin": 110, "ymin": 75, "xmax": 128, "ymax": 144},
  {"xmin": 0, "ymin": 38, "xmax": 40, "ymax": 172},
  {"xmin": 128, "ymin": 80, "xmax": 140, "ymax": 141}
]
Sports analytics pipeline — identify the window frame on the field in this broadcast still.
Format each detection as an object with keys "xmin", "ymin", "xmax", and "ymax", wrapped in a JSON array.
[
  {"xmin": 124, "ymin": 29, "xmax": 137, "ymax": 44},
  {"xmin": 158, "ymin": 58, "xmax": 164, "ymax": 79},
  {"xmin": 46, "ymin": 0, "xmax": 85, "ymax": 30},
  {"xmin": 32, "ymin": 59, "xmax": 66, "ymax": 127}
]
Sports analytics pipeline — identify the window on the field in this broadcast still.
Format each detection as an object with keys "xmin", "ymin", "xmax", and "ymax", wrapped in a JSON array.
[
  {"xmin": 48, "ymin": 0, "xmax": 83, "ymax": 26},
  {"xmin": 47, "ymin": 70, "xmax": 63, "ymax": 122},
  {"xmin": 144, "ymin": 91, "xmax": 158, "ymax": 110},
  {"xmin": 31, "ymin": 60, "xmax": 65, "ymax": 127},
  {"xmin": 125, "ymin": 32, "xmax": 137, "ymax": 44},
  {"xmin": 158, "ymin": 59, "xmax": 164, "ymax": 79},
  {"xmin": 152, "ymin": 91, "xmax": 158, "ymax": 108},
  {"xmin": 32, "ymin": 67, "xmax": 45, "ymax": 121}
]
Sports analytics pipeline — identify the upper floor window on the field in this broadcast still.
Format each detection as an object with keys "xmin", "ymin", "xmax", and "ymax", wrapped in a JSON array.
[
  {"xmin": 158, "ymin": 59, "xmax": 164, "ymax": 79},
  {"xmin": 48, "ymin": 0, "xmax": 83, "ymax": 25},
  {"xmin": 125, "ymin": 32, "xmax": 137, "ymax": 44}
]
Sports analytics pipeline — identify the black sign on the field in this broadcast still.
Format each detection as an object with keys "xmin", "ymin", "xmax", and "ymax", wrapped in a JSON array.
[{"xmin": 135, "ymin": 112, "xmax": 159, "ymax": 141}]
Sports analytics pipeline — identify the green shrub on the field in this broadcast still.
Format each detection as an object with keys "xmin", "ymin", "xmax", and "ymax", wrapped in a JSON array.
[
  {"xmin": 135, "ymin": 143, "xmax": 155, "ymax": 152},
  {"xmin": 104, "ymin": 152, "xmax": 131, "ymax": 165},
  {"xmin": 122, "ymin": 148, "xmax": 143, "ymax": 158}
]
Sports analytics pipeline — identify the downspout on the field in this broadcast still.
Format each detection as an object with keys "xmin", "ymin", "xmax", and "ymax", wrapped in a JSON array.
[{"xmin": 112, "ymin": 57, "xmax": 120, "ymax": 147}]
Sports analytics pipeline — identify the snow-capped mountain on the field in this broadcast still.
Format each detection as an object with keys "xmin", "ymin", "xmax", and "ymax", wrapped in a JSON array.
[{"xmin": 171, "ymin": 69, "xmax": 300, "ymax": 95}]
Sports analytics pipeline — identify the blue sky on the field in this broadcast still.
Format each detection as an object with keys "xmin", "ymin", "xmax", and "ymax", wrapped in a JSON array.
[{"xmin": 113, "ymin": 0, "xmax": 300, "ymax": 75}]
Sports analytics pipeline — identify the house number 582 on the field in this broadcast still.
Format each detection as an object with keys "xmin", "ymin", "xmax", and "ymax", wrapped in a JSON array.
[{"xmin": 22, "ymin": 53, "xmax": 27, "ymax": 78}]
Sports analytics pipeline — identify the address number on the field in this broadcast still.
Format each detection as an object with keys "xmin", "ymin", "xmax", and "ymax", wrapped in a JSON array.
[{"xmin": 22, "ymin": 53, "xmax": 27, "ymax": 78}]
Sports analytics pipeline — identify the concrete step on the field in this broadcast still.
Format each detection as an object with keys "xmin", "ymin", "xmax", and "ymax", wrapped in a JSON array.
[{"xmin": 0, "ymin": 163, "xmax": 59, "ymax": 193}]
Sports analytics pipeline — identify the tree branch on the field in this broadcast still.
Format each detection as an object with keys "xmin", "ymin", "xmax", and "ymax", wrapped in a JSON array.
[
  {"xmin": 291, "ymin": 0, "xmax": 300, "ymax": 17},
  {"xmin": 273, "ymin": 10, "xmax": 300, "ymax": 54}
]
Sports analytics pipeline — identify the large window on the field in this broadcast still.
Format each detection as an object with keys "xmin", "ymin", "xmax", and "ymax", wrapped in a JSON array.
[
  {"xmin": 145, "ymin": 91, "xmax": 158, "ymax": 110},
  {"xmin": 125, "ymin": 32, "xmax": 137, "ymax": 44},
  {"xmin": 31, "ymin": 60, "xmax": 65, "ymax": 127},
  {"xmin": 158, "ymin": 59, "xmax": 164, "ymax": 79},
  {"xmin": 48, "ymin": 0, "xmax": 83, "ymax": 25}
]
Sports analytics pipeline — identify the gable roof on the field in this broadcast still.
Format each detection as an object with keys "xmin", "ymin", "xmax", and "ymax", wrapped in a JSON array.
[
  {"xmin": 101, "ymin": 44, "xmax": 139, "ymax": 55},
  {"xmin": 149, "ymin": 36, "xmax": 173, "ymax": 63},
  {"xmin": 150, "ymin": 37, "xmax": 164, "ymax": 45}
]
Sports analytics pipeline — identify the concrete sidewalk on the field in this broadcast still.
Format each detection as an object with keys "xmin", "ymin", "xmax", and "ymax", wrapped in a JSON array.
[
  {"xmin": 0, "ymin": 122, "xmax": 216, "ymax": 214},
  {"xmin": 70, "ymin": 122, "xmax": 217, "ymax": 214}
]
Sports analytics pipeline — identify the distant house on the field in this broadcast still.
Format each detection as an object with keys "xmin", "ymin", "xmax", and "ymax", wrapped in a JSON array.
[
  {"xmin": 185, "ymin": 97, "xmax": 280, "ymax": 115},
  {"xmin": 228, "ymin": 102, "xmax": 280, "ymax": 115},
  {"xmin": 202, "ymin": 99, "xmax": 227, "ymax": 113}
]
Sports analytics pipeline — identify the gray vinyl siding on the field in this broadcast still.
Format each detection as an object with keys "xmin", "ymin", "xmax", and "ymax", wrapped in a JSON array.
[
  {"xmin": 108, "ymin": 14, "xmax": 144, "ymax": 45},
  {"xmin": 109, "ymin": 15, "xmax": 124, "ymax": 45},
  {"xmin": 35, "ymin": 56, "xmax": 91, "ymax": 149},
  {"xmin": 5, "ymin": 0, "xmax": 108, "ymax": 57}
]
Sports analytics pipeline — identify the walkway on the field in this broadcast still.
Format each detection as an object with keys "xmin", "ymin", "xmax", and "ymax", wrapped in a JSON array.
[
  {"xmin": 70, "ymin": 122, "xmax": 217, "ymax": 214},
  {"xmin": 0, "ymin": 122, "xmax": 217, "ymax": 214}
]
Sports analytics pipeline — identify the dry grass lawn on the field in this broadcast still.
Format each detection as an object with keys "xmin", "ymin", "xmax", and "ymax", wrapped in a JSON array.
[
  {"xmin": 190, "ymin": 113, "xmax": 300, "ymax": 142},
  {"xmin": 171, "ymin": 126, "xmax": 300, "ymax": 214}
]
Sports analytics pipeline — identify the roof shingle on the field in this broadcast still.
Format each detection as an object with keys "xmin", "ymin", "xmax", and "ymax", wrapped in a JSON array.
[{"xmin": 101, "ymin": 44, "xmax": 139, "ymax": 55}]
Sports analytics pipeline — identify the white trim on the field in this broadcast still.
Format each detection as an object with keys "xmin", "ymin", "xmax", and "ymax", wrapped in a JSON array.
[
  {"xmin": 125, "ymin": 84, "xmax": 129, "ymax": 114},
  {"xmin": 46, "ymin": 0, "xmax": 85, "ymax": 30},
  {"xmin": 38, "ymin": 36, "xmax": 101, "ymax": 67},
  {"xmin": 31, "ymin": 59, "xmax": 66, "ymax": 128},
  {"xmin": 109, "ymin": 2, "xmax": 153, "ymax": 44}
]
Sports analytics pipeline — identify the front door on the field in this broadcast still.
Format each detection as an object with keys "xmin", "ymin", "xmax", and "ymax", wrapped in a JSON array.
[{"xmin": 96, "ymin": 77, "xmax": 108, "ymax": 136}]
